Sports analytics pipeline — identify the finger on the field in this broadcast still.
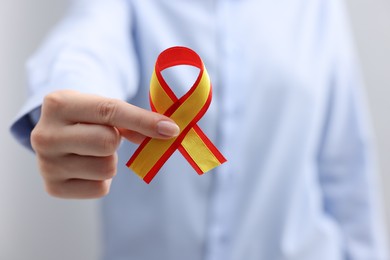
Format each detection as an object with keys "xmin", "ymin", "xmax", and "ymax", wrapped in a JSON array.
[
  {"xmin": 38, "ymin": 154, "xmax": 117, "ymax": 182},
  {"xmin": 44, "ymin": 179, "xmax": 112, "ymax": 199},
  {"xmin": 42, "ymin": 90, "xmax": 180, "ymax": 138},
  {"xmin": 117, "ymin": 128, "xmax": 146, "ymax": 144},
  {"xmin": 35, "ymin": 123, "xmax": 121, "ymax": 156}
]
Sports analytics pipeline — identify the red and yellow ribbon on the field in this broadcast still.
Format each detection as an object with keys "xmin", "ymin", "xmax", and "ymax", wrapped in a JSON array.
[{"xmin": 126, "ymin": 46, "xmax": 227, "ymax": 183}]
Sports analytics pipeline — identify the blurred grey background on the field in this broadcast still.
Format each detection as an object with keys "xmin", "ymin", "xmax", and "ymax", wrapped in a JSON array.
[{"xmin": 0, "ymin": 1, "xmax": 389, "ymax": 259}]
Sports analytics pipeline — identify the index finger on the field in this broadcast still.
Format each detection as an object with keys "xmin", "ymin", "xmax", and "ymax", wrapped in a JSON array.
[{"xmin": 43, "ymin": 90, "xmax": 180, "ymax": 139}]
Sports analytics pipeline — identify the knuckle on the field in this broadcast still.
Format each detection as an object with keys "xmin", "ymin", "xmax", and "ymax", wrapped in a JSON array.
[
  {"xmin": 131, "ymin": 113, "xmax": 155, "ymax": 136},
  {"xmin": 101, "ymin": 129, "xmax": 121, "ymax": 154},
  {"xmin": 99, "ymin": 156, "xmax": 117, "ymax": 179},
  {"xmin": 42, "ymin": 91, "xmax": 67, "ymax": 114},
  {"xmin": 97, "ymin": 100, "xmax": 118, "ymax": 125},
  {"xmin": 44, "ymin": 181, "xmax": 64, "ymax": 198},
  {"xmin": 38, "ymin": 161, "xmax": 63, "ymax": 183},
  {"xmin": 30, "ymin": 127, "xmax": 54, "ymax": 152},
  {"xmin": 30, "ymin": 127, "xmax": 43, "ymax": 151},
  {"xmin": 132, "ymin": 114, "xmax": 144, "ymax": 130},
  {"xmin": 37, "ymin": 158, "xmax": 54, "ymax": 180},
  {"xmin": 94, "ymin": 181, "xmax": 111, "ymax": 197}
]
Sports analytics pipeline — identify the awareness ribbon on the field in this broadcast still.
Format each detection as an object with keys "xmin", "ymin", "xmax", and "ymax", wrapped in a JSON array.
[{"xmin": 126, "ymin": 46, "xmax": 227, "ymax": 183}]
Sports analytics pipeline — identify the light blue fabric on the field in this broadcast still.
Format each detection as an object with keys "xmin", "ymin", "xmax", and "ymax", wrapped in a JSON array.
[{"xmin": 10, "ymin": 0, "xmax": 389, "ymax": 259}]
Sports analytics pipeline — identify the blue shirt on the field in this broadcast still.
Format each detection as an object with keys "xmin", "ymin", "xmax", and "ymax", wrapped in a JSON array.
[{"xmin": 10, "ymin": 0, "xmax": 389, "ymax": 259}]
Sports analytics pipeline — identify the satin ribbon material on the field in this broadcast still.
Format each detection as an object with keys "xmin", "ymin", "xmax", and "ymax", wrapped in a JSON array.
[{"xmin": 127, "ymin": 46, "xmax": 226, "ymax": 183}]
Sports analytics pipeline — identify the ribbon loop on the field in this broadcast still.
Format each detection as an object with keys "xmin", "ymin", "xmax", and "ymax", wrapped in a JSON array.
[{"xmin": 127, "ymin": 46, "xmax": 226, "ymax": 183}]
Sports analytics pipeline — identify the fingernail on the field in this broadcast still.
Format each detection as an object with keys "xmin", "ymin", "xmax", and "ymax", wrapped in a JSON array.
[{"xmin": 157, "ymin": 121, "xmax": 180, "ymax": 137}]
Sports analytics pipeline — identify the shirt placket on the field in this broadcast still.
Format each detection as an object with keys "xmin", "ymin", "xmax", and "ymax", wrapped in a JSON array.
[{"xmin": 204, "ymin": 0, "xmax": 244, "ymax": 259}]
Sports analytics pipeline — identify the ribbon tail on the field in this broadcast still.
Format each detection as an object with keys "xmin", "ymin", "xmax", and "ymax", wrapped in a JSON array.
[{"xmin": 179, "ymin": 125, "xmax": 227, "ymax": 175}]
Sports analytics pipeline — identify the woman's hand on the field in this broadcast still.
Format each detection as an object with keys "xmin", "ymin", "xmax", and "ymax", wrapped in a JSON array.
[{"xmin": 31, "ymin": 90, "xmax": 179, "ymax": 199}]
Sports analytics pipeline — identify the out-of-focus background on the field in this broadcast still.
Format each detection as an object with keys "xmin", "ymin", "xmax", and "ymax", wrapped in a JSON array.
[{"xmin": 0, "ymin": 1, "xmax": 389, "ymax": 259}]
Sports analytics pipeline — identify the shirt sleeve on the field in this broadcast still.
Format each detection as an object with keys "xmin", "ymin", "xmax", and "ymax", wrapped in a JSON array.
[
  {"xmin": 10, "ymin": 0, "xmax": 138, "ymax": 149},
  {"xmin": 317, "ymin": 2, "xmax": 389, "ymax": 259}
]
